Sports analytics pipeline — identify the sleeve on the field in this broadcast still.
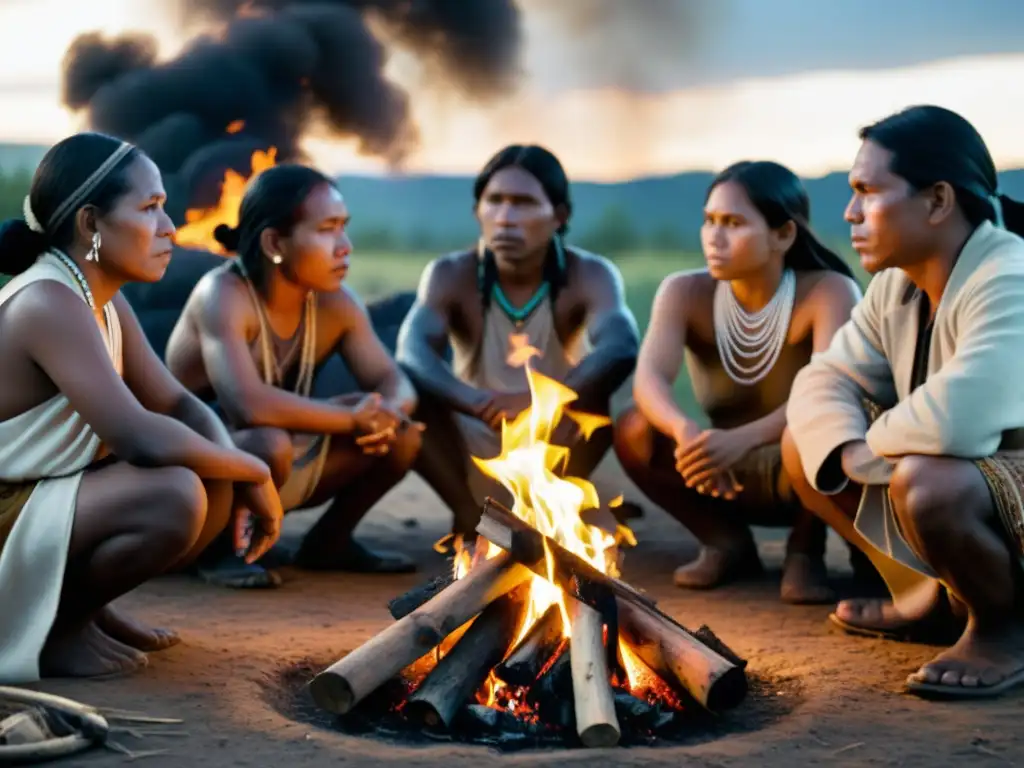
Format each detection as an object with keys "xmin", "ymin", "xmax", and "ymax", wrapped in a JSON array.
[
  {"xmin": 865, "ymin": 267, "xmax": 1024, "ymax": 459},
  {"xmin": 786, "ymin": 275, "xmax": 898, "ymax": 493}
]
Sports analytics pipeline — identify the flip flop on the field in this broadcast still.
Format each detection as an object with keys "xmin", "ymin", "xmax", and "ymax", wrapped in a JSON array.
[
  {"xmin": 828, "ymin": 594, "xmax": 964, "ymax": 646},
  {"xmin": 905, "ymin": 666, "xmax": 1024, "ymax": 699}
]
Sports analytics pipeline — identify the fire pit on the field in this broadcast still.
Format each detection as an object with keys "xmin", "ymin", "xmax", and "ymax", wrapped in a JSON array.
[{"xmin": 308, "ymin": 362, "xmax": 749, "ymax": 749}]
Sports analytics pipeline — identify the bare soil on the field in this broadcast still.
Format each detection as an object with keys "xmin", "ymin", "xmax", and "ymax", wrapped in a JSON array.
[{"xmin": 28, "ymin": 459, "xmax": 1024, "ymax": 767}]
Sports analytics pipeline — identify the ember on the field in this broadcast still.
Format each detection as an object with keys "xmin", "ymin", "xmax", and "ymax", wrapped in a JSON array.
[{"xmin": 309, "ymin": 355, "xmax": 748, "ymax": 748}]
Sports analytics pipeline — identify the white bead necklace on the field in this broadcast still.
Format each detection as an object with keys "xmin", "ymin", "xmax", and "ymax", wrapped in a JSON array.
[{"xmin": 713, "ymin": 268, "xmax": 796, "ymax": 386}]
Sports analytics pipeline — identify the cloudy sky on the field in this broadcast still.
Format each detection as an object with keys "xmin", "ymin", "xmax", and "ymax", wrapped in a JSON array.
[{"xmin": 0, "ymin": 0, "xmax": 1022, "ymax": 180}]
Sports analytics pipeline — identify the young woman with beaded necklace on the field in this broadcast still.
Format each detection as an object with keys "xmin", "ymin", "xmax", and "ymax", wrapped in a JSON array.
[
  {"xmin": 614, "ymin": 161, "xmax": 863, "ymax": 605},
  {"xmin": 0, "ymin": 133, "xmax": 282, "ymax": 682}
]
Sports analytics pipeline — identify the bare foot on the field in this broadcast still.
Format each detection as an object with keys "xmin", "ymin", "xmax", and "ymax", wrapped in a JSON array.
[
  {"xmin": 96, "ymin": 604, "xmax": 180, "ymax": 652},
  {"xmin": 832, "ymin": 592, "xmax": 964, "ymax": 645},
  {"xmin": 780, "ymin": 553, "xmax": 835, "ymax": 605},
  {"xmin": 907, "ymin": 621, "xmax": 1024, "ymax": 697},
  {"xmin": 40, "ymin": 621, "xmax": 148, "ymax": 679},
  {"xmin": 673, "ymin": 544, "xmax": 763, "ymax": 590}
]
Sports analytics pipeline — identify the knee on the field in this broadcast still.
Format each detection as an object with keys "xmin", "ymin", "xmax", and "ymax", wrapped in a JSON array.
[
  {"xmin": 889, "ymin": 456, "xmax": 984, "ymax": 543},
  {"xmin": 613, "ymin": 406, "xmax": 655, "ymax": 467},
  {"xmin": 384, "ymin": 425, "xmax": 423, "ymax": 474},
  {"xmin": 241, "ymin": 427, "xmax": 293, "ymax": 487},
  {"xmin": 150, "ymin": 467, "xmax": 207, "ymax": 554},
  {"xmin": 780, "ymin": 428, "xmax": 812, "ymax": 495}
]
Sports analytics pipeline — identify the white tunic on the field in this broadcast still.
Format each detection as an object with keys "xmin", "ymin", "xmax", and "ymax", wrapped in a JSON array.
[{"xmin": 0, "ymin": 253, "xmax": 122, "ymax": 683}]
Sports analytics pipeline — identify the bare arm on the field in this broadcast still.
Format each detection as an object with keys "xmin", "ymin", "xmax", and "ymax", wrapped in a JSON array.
[
  {"xmin": 12, "ymin": 282, "xmax": 268, "ymax": 484},
  {"xmin": 194, "ymin": 275, "xmax": 365, "ymax": 434},
  {"xmin": 632, "ymin": 272, "xmax": 701, "ymax": 441},
  {"xmin": 396, "ymin": 258, "xmax": 490, "ymax": 416},
  {"xmin": 115, "ymin": 294, "xmax": 236, "ymax": 449},
  {"xmin": 333, "ymin": 288, "xmax": 417, "ymax": 415},
  {"xmin": 562, "ymin": 257, "xmax": 640, "ymax": 400},
  {"xmin": 734, "ymin": 272, "xmax": 864, "ymax": 448}
]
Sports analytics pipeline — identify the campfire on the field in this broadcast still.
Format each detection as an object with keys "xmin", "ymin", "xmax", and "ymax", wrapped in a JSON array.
[
  {"xmin": 174, "ymin": 140, "xmax": 278, "ymax": 255},
  {"xmin": 308, "ymin": 346, "xmax": 748, "ymax": 748}
]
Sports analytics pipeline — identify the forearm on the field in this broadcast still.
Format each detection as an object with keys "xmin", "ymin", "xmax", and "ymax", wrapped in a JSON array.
[
  {"xmin": 400, "ymin": 345, "xmax": 488, "ymax": 416},
  {"xmin": 169, "ymin": 393, "xmax": 234, "ymax": 449},
  {"xmin": 733, "ymin": 403, "xmax": 787, "ymax": 449},
  {"xmin": 122, "ymin": 411, "xmax": 267, "ymax": 483},
  {"xmin": 633, "ymin": 370, "xmax": 698, "ymax": 440},
  {"xmin": 374, "ymin": 369, "xmax": 419, "ymax": 416},
  {"xmin": 562, "ymin": 341, "xmax": 637, "ymax": 405},
  {"xmin": 222, "ymin": 383, "xmax": 357, "ymax": 434}
]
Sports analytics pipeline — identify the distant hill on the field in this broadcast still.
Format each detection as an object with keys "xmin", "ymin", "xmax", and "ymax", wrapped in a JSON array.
[{"xmin": 2, "ymin": 142, "xmax": 1022, "ymax": 251}]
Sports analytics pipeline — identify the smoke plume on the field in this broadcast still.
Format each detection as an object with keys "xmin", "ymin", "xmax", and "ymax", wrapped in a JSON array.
[{"xmin": 61, "ymin": 0, "xmax": 522, "ymax": 220}]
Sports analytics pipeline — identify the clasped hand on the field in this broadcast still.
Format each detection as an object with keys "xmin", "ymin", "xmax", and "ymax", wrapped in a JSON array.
[
  {"xmin": 350, "ymin": 392, "xmax": 425, "ymax": 455},
  {"xmin": 673, "ymin": 424, "xmax": 753, "ymax": 500}
]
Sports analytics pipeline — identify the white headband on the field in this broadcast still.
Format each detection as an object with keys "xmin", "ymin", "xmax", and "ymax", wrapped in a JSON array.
[{"xmin": 23, "ymin": 141, "xmax": 134, "ymax": 235}]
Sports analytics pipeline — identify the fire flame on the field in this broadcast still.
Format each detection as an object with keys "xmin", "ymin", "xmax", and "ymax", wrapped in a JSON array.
[
  {"xmin": 444, "ymin": 331, "xmax": 650, "ymax": 708},
  {"xmin": 174, "ymin": 147, "xmax": 278, "ymax": 254}
]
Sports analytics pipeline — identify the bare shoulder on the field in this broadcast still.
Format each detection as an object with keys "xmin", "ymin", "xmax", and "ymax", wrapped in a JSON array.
[
  {"xmin": 565, "ymin": 246, "xmax": 622, "ymax": 285},
  {"xmin": 1, "ymin": 279, "xmax": 89, "ymax": 333},
  {"xmin": 189, "ymin": 264, "xmax": 257, "ymax": 330},
  {"xmin": 796, "ymin": 269, "xmax": 862, "ymax": 306},
  {"xmin": 319, "ymin": 283, "xmax": 369, "ymax": 318},
  {"xmin": 655, "ymin": 268, "xmax": 714, "ymax": 305},
  {"xmin": 423, "ymin": 249, "xmax": 476, "ymax": 285}
]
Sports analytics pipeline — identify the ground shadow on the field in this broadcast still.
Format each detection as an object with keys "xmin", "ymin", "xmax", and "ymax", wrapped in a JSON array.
[{"xmin": 261, "ymin": 654, "xmax": 805, "ymax": 754}]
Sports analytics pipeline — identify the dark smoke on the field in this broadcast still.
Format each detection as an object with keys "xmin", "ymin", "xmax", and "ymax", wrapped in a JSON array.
[{"xmin": 61, "ymin": 0, "xmax": 522, "ymax": 221}]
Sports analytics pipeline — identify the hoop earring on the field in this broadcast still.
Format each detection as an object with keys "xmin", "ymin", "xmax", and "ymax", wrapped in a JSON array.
[{"xmin": 86, "ymin": 231, "xmax": 101, "ymax": 263}]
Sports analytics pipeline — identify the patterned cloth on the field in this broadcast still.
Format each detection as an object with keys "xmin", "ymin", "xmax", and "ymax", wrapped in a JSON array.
[{"xmin": 862, "ymin": 399, "xmax": 1024, "ymax": 571}]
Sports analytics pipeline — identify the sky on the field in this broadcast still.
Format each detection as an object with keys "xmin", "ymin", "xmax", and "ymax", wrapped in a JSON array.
[{"xmin": 0, "ymin": 0, "xmax": 1022, "ymax": 180}]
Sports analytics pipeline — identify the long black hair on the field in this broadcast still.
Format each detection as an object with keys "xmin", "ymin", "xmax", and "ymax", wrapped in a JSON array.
[
  {"xmin": 214, "ymin": 163, "xmax": 336, "ymax": 287},
  {"xmin": 472, "ymin": 144, "xmax": 572, "ymax": 306},
  {"xmin": 0, "ymin": 133, "xmax": 141, "ymax": 276},
  {"xmin": 706, "ymin": 160, "xmax": 855, "ymax": 278},
  {"xmin": 860, "ymin": 105, "xmax": 1024, "ymax": 236}
]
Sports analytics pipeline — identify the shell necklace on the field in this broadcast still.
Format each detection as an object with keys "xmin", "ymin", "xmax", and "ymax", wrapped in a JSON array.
[
  {"xmin": 50, "ymin": 249, "xmax": 117, "ymax": 336},
  {"xmin": 713, "ymin": 268, "xmax": 796, "ymax": 386}
]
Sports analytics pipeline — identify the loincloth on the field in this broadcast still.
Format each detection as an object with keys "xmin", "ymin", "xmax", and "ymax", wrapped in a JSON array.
[
  {"xmin": 278, "ymin": 433, "xmax": 331, "ymax": 511},
  {"xmin": 860, "ymin": 400, "xmax": 1024, "ymax": 574},
  {"xmin": 205, "ymin": 397, "xmax": 331, "ymax": 512},
  {"xmin": 0, "ymin": 480, "xmax": 36, "ymax": 558}
]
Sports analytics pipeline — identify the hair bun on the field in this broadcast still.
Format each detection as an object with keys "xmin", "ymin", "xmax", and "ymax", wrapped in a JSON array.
[
  {"xmin": 0, "ymin": 218, "xmax": 48, "ymax": 276},
  {"xmin": 213, "ymin": 223, "xmax": 241, "ymax": 252}
]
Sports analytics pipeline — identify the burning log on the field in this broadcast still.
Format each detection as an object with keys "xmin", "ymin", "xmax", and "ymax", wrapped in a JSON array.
[
  {"xmin": 569, "ymin": 602, "xmax": 620, "ymax": 747},
  {"xmin": 388, "ymin": 573, "xmax": 455, "ymax": 620},
  {"xmin": 476, "ymin": 497, "xmax": 747, "ymax": 712},
  {"xmin": 494, "ymin": 605, "xmax": 563, "ymax": 687},
  {"xmin": 405, "ymin": 588, "xmax": 526, "ymax": 729},
  {"xmin": 309, "ymin": 551, "xmax": 532, "ymax": 715}
]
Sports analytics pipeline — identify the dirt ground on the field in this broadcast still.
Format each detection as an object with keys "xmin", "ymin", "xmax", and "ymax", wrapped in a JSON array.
[{"xmin": 29, "ymin": 457, "xmax": 1024, "ymax": 767}]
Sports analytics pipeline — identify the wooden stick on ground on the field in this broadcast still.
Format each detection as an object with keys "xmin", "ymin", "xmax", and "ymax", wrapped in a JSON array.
[
  {"xmin": 309, "ymin": 551, "xmax": 532, "ymax": 715},
  {"xmin": 569, "ymin": 601, "xmax": 621, "ymax": 748},
  {"xmin": 387, "ymin": 573, "xmax": 455, "ymax": 620},
  {"xmin": 405, "ymin": 587, "xmax": 526, "ymax": 729}
]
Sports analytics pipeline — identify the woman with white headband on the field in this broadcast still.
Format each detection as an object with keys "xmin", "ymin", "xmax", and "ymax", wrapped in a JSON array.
[{"xmin": 0, "ymin": 132, "xmax": 282, "ymax": 682}]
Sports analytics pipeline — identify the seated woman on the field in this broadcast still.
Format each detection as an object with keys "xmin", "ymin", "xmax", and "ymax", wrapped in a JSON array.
[
  {"xmin": 0, "ymin": 133, "xmax": 281, "ymax": 682},
  {"xmin": 614, "ymin": 160, "xmax": 862, "ymax": 604},
  {"xmin": 166, "ymin": 164, "xmax": 423, "ymax": 589}
]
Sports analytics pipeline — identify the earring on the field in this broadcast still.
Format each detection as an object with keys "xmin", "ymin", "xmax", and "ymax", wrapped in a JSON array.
[
  {"xmin": 270, "ymin": 254, "xmax": 283, "ymax": 265},
  {"xmin": 86, "ymin": 231, "xmax": 101, "ymax": 263}
]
